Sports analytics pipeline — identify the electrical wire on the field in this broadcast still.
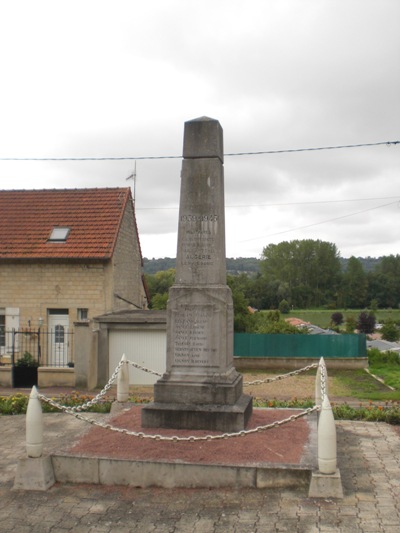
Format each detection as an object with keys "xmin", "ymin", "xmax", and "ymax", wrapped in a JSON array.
[
  {"xmin": 0, "ymin": 140, "xmax": 398, "ymax": 161},
  {"xmin": 239, "ymin": 200, "xmax": 399, "ymax": 243},
  {"xmin": 135, "ymin": 195, "xmax": 400, "ymax": 211}
]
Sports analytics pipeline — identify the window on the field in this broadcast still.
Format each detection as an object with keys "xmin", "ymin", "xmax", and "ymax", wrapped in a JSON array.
[
  {"xmin": 77, "ymin": 308, "xmax": 88, "ymax": 320},
  {"xmin": 0, "ymin": 308, "xmax": 19, "ymax": 354},
  {"xmin": 48, "ymin": 227, "xmax": 70, "ymax": 242},
  {"xmin": 54, "ymin": 325, "xmax": 65, "ymax": 344}
]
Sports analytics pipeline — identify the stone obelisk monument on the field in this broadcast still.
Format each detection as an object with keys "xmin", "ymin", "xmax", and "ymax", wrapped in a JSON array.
[{"xmin": 141, "ymin": 117, "xmax": 252, "ymax": 431}]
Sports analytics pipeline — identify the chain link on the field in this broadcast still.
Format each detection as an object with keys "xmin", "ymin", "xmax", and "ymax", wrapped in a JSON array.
[
  {"xmin": 243, "ymin": 362, "xmax": 318, "ymax": 386},
  {"xmin": 39, "ymin": 359, "xmax": 125, "ymax": 413},
  {"xmin": 320, "ymin": 361, "xmax": 327, "ymax": 401},
  {"xmin": 127, "ymin": 360, "xmax": 162, "ymax": 377},
  {"xmin": 38, "ymin": 396, "xmax": 318, "ymax": 442},
  {"xmin": 37, "ymin": 357, "xmax": 323, "ymax": 442}
]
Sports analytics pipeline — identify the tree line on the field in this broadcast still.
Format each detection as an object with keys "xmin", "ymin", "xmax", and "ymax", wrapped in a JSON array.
[{"xmin": 144, "ymin": 239, "xmax": 400, "ymax": 312}]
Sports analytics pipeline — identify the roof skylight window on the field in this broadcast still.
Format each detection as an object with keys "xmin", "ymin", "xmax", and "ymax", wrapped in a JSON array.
[{"xmin": 48, "ymin": 227, "xmax": 70, "ymax": 242}]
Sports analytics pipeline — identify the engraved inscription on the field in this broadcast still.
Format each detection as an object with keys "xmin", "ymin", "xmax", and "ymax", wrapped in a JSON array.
[
  {"xmin": 179, "ymin": 213, "xmax": 218, "ymax": 267},
  {"xmin": 173, "ymin": 305, "xmax": 216, "ymax": 366},
  {"xmin": 180, "ymin": 214, "xmax": 219, "ymax": 222}
]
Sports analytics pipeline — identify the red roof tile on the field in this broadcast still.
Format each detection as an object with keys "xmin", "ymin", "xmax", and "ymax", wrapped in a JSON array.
[{"xmin": 0, "ymin": 188, "xmax": 133, "ymax": 260}]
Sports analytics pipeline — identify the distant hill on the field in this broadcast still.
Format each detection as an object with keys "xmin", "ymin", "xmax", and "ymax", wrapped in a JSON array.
[
  {"xmin": 143, "ymin": 257, "xmax": 260, "ymax": 275},
  {"xmin": 339, "ymin": 256, "xmax": 382, "ymax": 273},
  {"xmin": 143, "ymin": 257, "xmax": 176, "ymax": 274},
  {"xmin": 143, "ymin": 256, "xmax": 383, "ymax": 275}
]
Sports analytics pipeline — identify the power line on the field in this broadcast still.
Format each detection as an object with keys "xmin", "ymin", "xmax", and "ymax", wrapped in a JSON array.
[
  {"xmin": 135, "ymin": 195, "xmax": 400, "ymax": 211},
  {"xmin": 225, "ymin": 140, "xmax": 399, "ymax": 157},
  {"xmin": 0, "ymin": 140, "xmax": 398, "ymax": 161},
  {"xmin": 239, "ymin": 200, "xmax": 399, "ymax": 243}
]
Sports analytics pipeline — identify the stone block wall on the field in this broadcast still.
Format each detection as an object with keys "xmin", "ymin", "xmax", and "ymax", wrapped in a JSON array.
[{"xmin": 0, "ymin": 262, "xmax": 110, "ymax": 327}]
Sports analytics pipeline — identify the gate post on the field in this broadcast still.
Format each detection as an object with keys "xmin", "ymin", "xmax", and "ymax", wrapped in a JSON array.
[{"xmin": 13, "ymin": 386, "xmax": 55, "ymax": 491}]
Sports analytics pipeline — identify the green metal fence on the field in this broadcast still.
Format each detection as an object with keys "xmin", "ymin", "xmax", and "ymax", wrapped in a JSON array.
[{"xmin": 234, "ymin": 333, "xmax": 367, "ymax": 358}]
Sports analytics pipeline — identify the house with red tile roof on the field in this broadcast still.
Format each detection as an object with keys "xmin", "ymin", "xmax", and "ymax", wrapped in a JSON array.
[{"xmin": 0, "ymin": 188, "xmax": 148, "ymax": 380}]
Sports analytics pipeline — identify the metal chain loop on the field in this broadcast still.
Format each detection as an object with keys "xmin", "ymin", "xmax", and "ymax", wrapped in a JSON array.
[
  {"xmin": 38, "ymin": 395, "xmax": 318, "ymax": 442},
  {"xmin": 36, "ymin": 356, "xmax": 323, "ymax": 443},
  {"xmin": 39, "ymin": 359, "xmax": 125, "ymax": 413},
  {"xmin": 320, "ymin": 361, "xmax": 327, "ymax": 401},
  {"xmin": 38, "ymin": 359, "xmax": 320, "ymax": 413},
  {"xmin": 127, "ymin": 360, "xmax": 162, "ymax": 377},
  {"xmin": 243, "ymin": 362, "xmax": 318, "ymax": 386}
]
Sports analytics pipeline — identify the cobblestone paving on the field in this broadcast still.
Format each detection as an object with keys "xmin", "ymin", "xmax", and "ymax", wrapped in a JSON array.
[{"xmin": 0, "ymin": 414, "xmax": 399, "ymax": 532}]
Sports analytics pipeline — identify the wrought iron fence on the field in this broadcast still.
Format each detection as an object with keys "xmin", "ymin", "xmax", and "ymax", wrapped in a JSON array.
[{"xmin": 1, "ymin": 328, "xmax": 74, "ymax": 368}]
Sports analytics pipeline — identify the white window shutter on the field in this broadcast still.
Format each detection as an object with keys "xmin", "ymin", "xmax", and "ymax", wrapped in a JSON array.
[{"xmin": 5, "ymin": 308, "xmax": 20, "ymax": 353}]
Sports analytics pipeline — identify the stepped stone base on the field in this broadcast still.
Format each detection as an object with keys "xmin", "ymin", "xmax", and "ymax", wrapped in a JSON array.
[{"xmin": 141, "ymin": 394, "xmax": 253, "ymax": 432}]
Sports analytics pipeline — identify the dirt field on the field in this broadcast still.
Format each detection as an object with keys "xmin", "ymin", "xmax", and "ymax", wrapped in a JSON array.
[{"xmin": 128, "ymin": 371, "xmax": 320, "ymax": 402}]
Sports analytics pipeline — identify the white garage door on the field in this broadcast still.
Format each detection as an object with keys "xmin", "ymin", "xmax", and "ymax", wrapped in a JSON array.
[{"xmin": 109, "ymin": 329, "xmax": 166, "ymax": 385}]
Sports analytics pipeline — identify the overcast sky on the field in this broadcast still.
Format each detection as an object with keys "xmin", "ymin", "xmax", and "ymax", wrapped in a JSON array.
[{"xmin": 0, "ymin": 0, "xmax": 399, "ymax": 260}]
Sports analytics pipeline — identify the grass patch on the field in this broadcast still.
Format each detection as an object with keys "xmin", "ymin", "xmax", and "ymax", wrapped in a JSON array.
[
  {"xmin": 287, "ymin": 308, "xmax": 400, "ymax": 328},
  {"xmin": 328, "ymin": 369, "xmax": 399, "ymax": 400}
]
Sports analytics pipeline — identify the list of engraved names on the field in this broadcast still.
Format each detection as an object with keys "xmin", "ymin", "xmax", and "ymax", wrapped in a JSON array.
[{"xmin": 173, "ymin": 305, "xmax": 215, "ymax": 366}]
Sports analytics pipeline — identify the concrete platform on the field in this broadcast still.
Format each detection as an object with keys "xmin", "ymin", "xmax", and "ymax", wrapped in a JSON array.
[
  {"xmin": 49, "ymin": 406, "xmax": 317, "ymax": 489},
  {"xmin": 3, "ymin": 413, "xmax": 400, "ymax": 531}
]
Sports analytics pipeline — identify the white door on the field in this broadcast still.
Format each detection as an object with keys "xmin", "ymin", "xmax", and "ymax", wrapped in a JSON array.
[
  {"xmin": 109, "ymin": 329, "xmax": 166, "ymax": 385},
  {"xmin": 48, "ymin": 314, "xmax": 69, "ymax": 366}
]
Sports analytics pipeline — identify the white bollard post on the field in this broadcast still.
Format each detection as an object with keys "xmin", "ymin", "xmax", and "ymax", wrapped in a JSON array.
[
  {"xmin": 117, "ymin": 354, "xmax": 129, "ymax": 402},
  {"xmin": 26, "ymin": 386, "xmax": 43, "ymax": 458},
  {"xmin": 317, "ymin": 394, "xmax": 337, "ymax": 474},
  {"xmin": 315, "ymin": 357, "xmax": 322, "ymax": 408}
]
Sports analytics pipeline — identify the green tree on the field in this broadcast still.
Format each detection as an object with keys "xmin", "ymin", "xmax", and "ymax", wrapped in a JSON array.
[
  {"xmin": 151, "ymin": 293, "xmax": 169, "ymax": 310},
  {"xmin": 227, "ymin": 276, "xmax": 252, "ymax": 332},
  {"xmin": 374, "ymin": 255, "xmax": 400, "ymax": 308},
  {"xmin": 145, "ymin": 268, "xmax": 175, "ymax": 309},
  {"xmin": 260, "ymin": 239, "xmax": 341, "ymax": 308},
  {"xmin": 343, "ymin": 256, "xmax": 368, "ymax": 308}
]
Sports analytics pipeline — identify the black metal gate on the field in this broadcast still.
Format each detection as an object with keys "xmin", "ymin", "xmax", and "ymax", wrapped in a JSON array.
[{"xmin": 7, "ymin": 328, "xmax": 74, "ymax": 387}]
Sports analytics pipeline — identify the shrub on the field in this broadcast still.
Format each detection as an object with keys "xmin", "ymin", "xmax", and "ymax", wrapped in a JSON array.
[
  {"xmin": 15, "ymin": 352, "xmax": 39, "ymax": 368},
  {"xmin": 252, "ymin": 311, "xmax": 306, "ymax": 334},
  {"xmin": 370, "ymin": 299, "xmax": 378, "ymax": 312},
  {"xmin": 278, "ymin": 299, "xmax": 290, "ymax": 314},
  {"xmin": 368, "ymin": 348, "xmax": 400, "ymax": 366},
  {"xmin": 381, "ymin": 320, "xmax": 400, "ymax": 342},
  {"xmin": 331, "ymin": 312, "xmax": 344, "ymax": 326},
  {"xmin": 0, "ymin": 391, "xmax": 112, "ymax": 415},
  {"xmin": 345, "ymin": 316, "xmax": 357, "ymax": 334},
  {"xmin": 357, "ymin": 311, "xmax": 376, "ymax": 334}
]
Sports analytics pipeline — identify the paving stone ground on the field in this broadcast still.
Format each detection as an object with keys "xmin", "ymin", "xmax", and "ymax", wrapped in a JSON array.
[{"xmin": 1, "ymin": 412, "xmax": 400, "ymax": 532}]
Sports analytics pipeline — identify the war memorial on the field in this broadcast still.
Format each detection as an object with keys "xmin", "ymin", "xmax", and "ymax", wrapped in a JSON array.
[
  {"xmin": 142, "ymin": 116, "xmax": 253, "ymax": 431},
  {"xmin": 13, "ymin": 118, "xmax": 342, "ymax": 501}
]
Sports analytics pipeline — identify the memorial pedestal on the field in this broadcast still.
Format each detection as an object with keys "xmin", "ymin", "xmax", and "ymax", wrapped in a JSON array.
[
  {"xmin": 141, "ymin": 117, "xmax": 253, "ymax": 432},
  {"xmin": 142, "ymin": 394, "xmax": 252, "ymax": 432}
]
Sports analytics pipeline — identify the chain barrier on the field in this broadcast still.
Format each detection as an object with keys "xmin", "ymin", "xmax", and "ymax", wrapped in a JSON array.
[
  {"xmin": 320, "ymin": 360, "xmax": 327, "ymax": 402},
  {"xmin": 36, "ymin": 357, "xmax": 323, "ymax": 442},
  {"xmin": 243, "ymin": 362, "xmax": 318, "ymax": 386},
  {"xmin": 39, "ymin": 359, "xmax": 125, "ymax": 413},
  {"xmin": 126, "ymin": 360, "xmax": 162, "ymax": 377},
  {"xmin": 38, "ymin": 393, "xmax": 318, "ymax": 442}
]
